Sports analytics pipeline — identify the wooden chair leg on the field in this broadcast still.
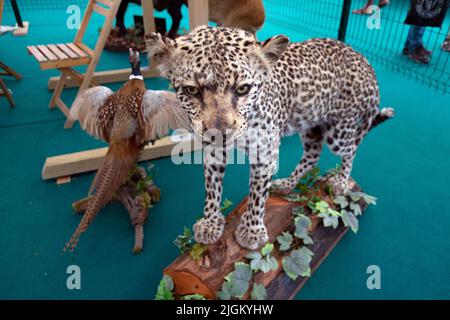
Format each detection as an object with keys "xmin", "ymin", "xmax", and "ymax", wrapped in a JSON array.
[
  {"xmin": 0, "ymin": 61, "xmax": 22, "ymax": 80},
  {"xmin": 49, "ymin": 71, "xmax": 67, "ymax": 109},
  {"xmin": 0, "ymin": 78, "xmax": 15, "ymax": 108},
  {"xmin": 63, "ymin": 116, "xmax": 75, "ymax": 129}
]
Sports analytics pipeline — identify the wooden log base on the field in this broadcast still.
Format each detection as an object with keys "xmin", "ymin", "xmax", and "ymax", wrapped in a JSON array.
[
  {"xmin": 164, "ymin": 177, "xmax": 368, "ymax": 300},
  {"xmin": 72, "ymin": 167, "xmax": 160, "ymax": 253}
]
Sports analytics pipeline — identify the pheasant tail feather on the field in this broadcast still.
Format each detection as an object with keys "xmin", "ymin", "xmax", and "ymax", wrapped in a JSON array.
[{"xmin": 64, "ymin": 144, "xmax": 139, "ymax": 252}]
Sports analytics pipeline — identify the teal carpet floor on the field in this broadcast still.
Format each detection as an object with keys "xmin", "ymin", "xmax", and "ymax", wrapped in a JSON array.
[{"xmin": 0, "ymin": 1, "xmax": 449, "ymax": 299}]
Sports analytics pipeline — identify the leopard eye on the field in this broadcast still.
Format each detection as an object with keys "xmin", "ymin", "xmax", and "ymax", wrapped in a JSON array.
[
  {"xmin": 236, "ymin": 84, "xmax": 251, "ymax": 96},
  {"xmin": 183, "ymin": 86, "xmax": 200, "ymax": 96}
]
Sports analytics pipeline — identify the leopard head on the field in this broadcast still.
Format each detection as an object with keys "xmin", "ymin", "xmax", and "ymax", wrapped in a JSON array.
[{"xmin": 145, "ymin": 26, "xmax": 289, "ymax": 143}]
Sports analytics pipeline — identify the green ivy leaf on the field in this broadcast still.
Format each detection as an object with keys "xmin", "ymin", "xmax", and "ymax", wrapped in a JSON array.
[
  {"xmin": 182, "ymin": 294, "xmax": 206, "ymax": 300},
  {"xmin": 349, "ymin": 202, "xmax": 362, "ymax": 216},
  {"xmin": 173, "ymin": 227, "xmax": 194, "ymax": 253},
  {"xmin": 282, "ymin": 247, "xmax": 314, "ymax": 280},
  {"xmin": 218, "ymin": 262, "xmax": 252, "ymax": 299},
  {"xmin": 247, "ymin": 251, "xmax": 262, "ymax": 271},
  {"xmin": 217, "ymin": 281, "xmax": 232, "ymax": 300},
  {"xmin": 307, "ymin": 167, "xmax": 320, "ymax": 181},
  {"xmin": 341, "ymin": 210, "xmax": 359, "ymax": 233},
  {"xmin": 277, "ymin": 232, "xmax": 293, "ymax": 251},
  {"xmin": 246, "ymin": 251, "xmax": 262, "ymax": 260},
  {"xmin": 315, "ymin": 200, "xmax": 330, "ymax": 213},
  {"xmin": 324, "ymin": 184, "xmax": 334, "ymax": 197},
  {"xmin": 155, "ymin": 275, "xmax": 174, "ymax": 300},
  {"xmin": 261, "ymin": 243, "xmax": 274, "ymax": 256},
  {"xmin": 229, "ymin": 262, "xmax": 252, "ymax": 298},
  {"xmin": 298, "ymin": 184, "xmax": 310, "ymax": 194},
  {"xmin": 260, "ymin": 256, "xmax": 279, "ymax": 273},
  {"xmin": 328, "ymin": 208, "xmax": 342, "ymax": 217},
  {"xmin": 361, "ymin": 193, "xmax": 377, "ymax": 205},
  {"xmin": 220, "ymin": 199, "xmax": 233, "ymax": 213},
  {"xmin": 327, "ymin": 164, "xmax": 341, "ymax": 176},
  {"xmin": 247, "ymin": 250, "xmax": 277, "ymax": 273},
  {"xmin": 292, "ymin": 206, "xmax": 306, "ymax": 217},
  {"xmin": 250, "ymin": 284, "xmax": 267, "ymax": 300},
  {"xmin": 282, "ymin": 192, "xmax": 308, "ymax": 202},
  {"xmin": 294, "ymin": 214, "xmax": 313, "ymax": 244},
  {"xmin": 348, "ymin": 191, "xmax": 377, "ymax": 205},
  {"xmin": 334, "ymin": 195, "xmax": 349, "ymax": 209},
  {"xmin": 319, "ymin": 213, "xmax": 340, "ymax": 229},
  {"xmin": 190, "ymin": 243, "xmax": 207, "ymax": 260}
]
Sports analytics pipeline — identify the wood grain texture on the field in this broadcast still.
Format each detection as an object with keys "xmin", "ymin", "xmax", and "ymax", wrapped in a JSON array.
[
  {"xmin": 164, "ymin": 179, "xmax": 367, "ymax": 300},
  {"xmin": 42, "ymin": 135, "xmax": 200, "ymax": 180}
]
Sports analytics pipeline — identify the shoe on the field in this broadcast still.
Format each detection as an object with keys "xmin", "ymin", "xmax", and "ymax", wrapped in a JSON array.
[
  {"xmin": 442, "ymin": 40, "xmax": 450, "ymax": 52},
  {"xmin": 378, "ymin": 0, "xmax": 390, "ymax": 8},
  {"xmin": 416, "ymin": 44, "xmax": 432, "ymax": 56},
  {"xmin": 353, "ymin": 6, "xmax": 372, "ymax": 15},
  {"xmin": 408, "ymin": 48, "xmax": 430, "ymax": 64}
]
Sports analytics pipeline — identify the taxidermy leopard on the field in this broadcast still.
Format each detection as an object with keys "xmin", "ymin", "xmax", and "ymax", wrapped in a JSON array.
[{"xmin": 146, "ymin": 26, "xmax": 394, "ymax": 249}]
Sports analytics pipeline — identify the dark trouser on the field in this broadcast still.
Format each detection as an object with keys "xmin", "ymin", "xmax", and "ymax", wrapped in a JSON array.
[
  {"xmin": 115, "ymin": 0, "xmax": 184, "ymax": 38},
  {"xmin": 404, "ymin": 25, "xmax": 425, "ymax": 52},
  {"xmin": 116, "ymin": 0, "xmax": 141, "ymax": 32}
]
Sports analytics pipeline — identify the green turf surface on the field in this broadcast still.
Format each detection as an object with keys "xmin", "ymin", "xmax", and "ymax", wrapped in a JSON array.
[{"xmin": 0, "ymin": 2, "xmax": 449, "ymax": 299}]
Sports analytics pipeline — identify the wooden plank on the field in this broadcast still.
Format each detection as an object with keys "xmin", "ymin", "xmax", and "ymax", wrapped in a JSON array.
[
  {"xmin": 63, "ymin": 67, "xmax": 99, "ymax": 87},
  {"xmin": 96, "ymin": 0, "xmax": 114, "ymax": 7},
  {"xmin": 37, "ymin": 45, "xmax": 58, "ymax": 61},
  {"xmin": 27, "ymin": 46, "xmax": 48, "ymax": 62},
  {"xmin": 66, "ymin": 43, "xmax": 89, "ymax": 57},
  {"xmin": 42, "ymin": 135, "xmax": 200, "ymax": 180},
  {"xmin": 75, "ymin": 42, "xmax": 94, "ymax": 56},
  {"xmin": 13, "ymin": 21, "xmax": 29, "ymax": 36},
  {"xmin": 142, "ymin": 0, "xmax": 155, "ymax": 66},
  {"xmin": 0, "ymin": 0, "xmax": 4, "ymax": 27},
  {"xmin": 93, "ymin": 3, "xmax": 109, "ymax": 17},
  {"xmin": 0, "ymin": 61, "xmax": 21, "ymax": 80},
  {"xmin": 56, "ymin": 176, "xmax": 71, "ymax": 185},
  {"xmin": 47, "ymin": 44, "xmax": 69, "ymax": 60},
  {"xmin": 74, "ymin": 0, "xmax": 95, "ymax": 43},
  {"xmin": 188, "ymin": 0, "xmax": 209, "ymax": 30},
  {"xmin": 47, "ymin": 66, "xmax": 159, "ymax": 89},
  {"xmin": 55, "ymin": 97, "xmax": 71, "ymax": 117},
  {"xmin": 49, "ymin": 72, "xmax": 67, "ymax": 109},
  {"xmin": 39, "ymin": 56, "xmax": 91, "ymax": 70},
  {"xmin": 0, "ymin": 78, "xmax": 14, "ymax": 107},
  {"xmin": 63, "ymin": 0, "xmax": 120, "ymax": 130},
  {"xmin": 56, "ymin": 43, "xmax": 79, "ymax": 59}
]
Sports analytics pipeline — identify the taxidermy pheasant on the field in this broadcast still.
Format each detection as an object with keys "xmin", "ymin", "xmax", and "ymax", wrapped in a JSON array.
[{"xmin": 64, "ymin": 48, "xmax": 189, "ymax": 253}]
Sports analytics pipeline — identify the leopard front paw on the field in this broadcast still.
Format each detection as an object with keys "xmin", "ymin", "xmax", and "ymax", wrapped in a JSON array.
[
  {"xmin": 193, "ymin": 215, "xmax": 225, "ymax": 244},
  {"xmin": 271, "ymin": 178, "xmax": 296, "ymax": 195},
  {"xmin": 235, "ymin": 222, "xmax": 268, "ymax": 250},
  {"xmin": 328, "ymin": 175, "xmax": 349, "ymax": 195}
]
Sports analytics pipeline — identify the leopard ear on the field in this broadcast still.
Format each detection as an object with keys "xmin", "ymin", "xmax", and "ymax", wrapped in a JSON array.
[
  {"xmin": 145, "ymin": 32, "xmax": 175, "ymax": 78},
  {"xmin": 260, "ymin": 35, "xmax": 289, "ymax": 65}
]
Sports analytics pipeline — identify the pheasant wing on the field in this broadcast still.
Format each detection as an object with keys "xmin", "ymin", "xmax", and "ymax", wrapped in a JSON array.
[
  {"xmin": 69, "ymin": 86, "xmax": 114, "ymax": 141},
  {"xmin": 140, "ymin": 90, "xmax": 191, "ymax": 141}
]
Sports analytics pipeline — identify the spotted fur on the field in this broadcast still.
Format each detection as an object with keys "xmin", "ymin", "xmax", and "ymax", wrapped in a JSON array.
[{"xmin": 146, "ymin": 26, "xmax": 394, "ymax": 249}]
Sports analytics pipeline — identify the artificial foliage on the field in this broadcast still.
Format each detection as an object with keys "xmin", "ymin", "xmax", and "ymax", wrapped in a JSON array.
[{"xmin": 157, "ymin": 167, "xmax": 377, "ymax": 300}]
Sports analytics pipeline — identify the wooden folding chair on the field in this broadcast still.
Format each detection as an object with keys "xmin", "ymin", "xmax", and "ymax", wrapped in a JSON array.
[
  {"xmin": 0, "ymin": 60, "xmax": 21, "ymax": 108},
  {"xmin": 26, "ymin": 0, "xmax": 120, "ymax": 128},
  {"xmin": 0, "ymin": 78, "xmax": 14, "ymax": 107}
]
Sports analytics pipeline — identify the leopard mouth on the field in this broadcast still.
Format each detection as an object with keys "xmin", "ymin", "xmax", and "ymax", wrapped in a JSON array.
[{"xmin": 191, "ymin": 126, "xmax": 246, "ymax": 146}]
